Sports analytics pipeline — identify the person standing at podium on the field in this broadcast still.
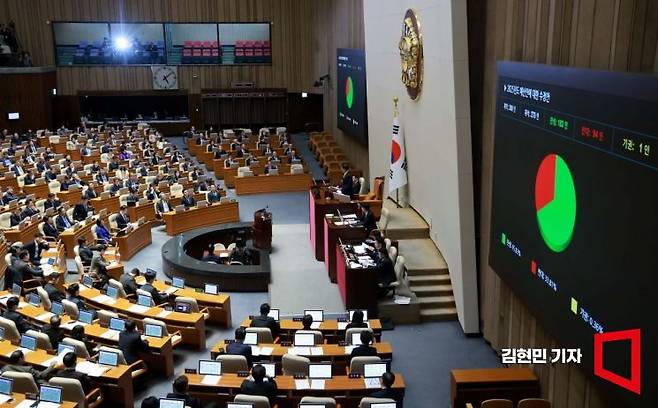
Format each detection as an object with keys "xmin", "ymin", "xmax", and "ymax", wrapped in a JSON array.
[{"xmin": 340, "ymin": 163, "xmax": 354, "ymax": 196}]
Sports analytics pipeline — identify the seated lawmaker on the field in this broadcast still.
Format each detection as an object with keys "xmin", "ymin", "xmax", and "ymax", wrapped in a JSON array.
[
  {"xmin": 55, "ymin": 352, "xmax": 93, "ymax": 394},
  {"xmin": 166, "ymin": 376, "xmax": 201, "ymax": 408},
  {"xmin": 9, "ymin": 207, "xmax": 22, "ymax": 227},
  {"xmin": 155, "ymin": 193, "xmax": 172, "ymax": 218},
  {"xmin": 42, "ymin": 216, "xmax": 59, "ymax": 239},
  {"xmin": 44, "ymin": 272, "xmax": 65, "ymax": 303},
  {"xmin": 346, "ymin": 310, "xmax": 369, "ymax": 330},
  {"xmin": 21, "ymin": 199, "xmax": 39, "ymax": 219},
  {"xmin": 287, "ymin": 149, "xmax": 301, "ymax": 163},
  {"xmin": 181, "ymin": 190, "xmax": 196, "ymax": 208},
  {"xmin": 371, "ymin": 372, "xmax": 405, "ymax": 407},
  {"xmin": 73, "ymin": 197, "xmax": 93, "ymax": 222},
  {"xmin": 250, "ymin": 303, "xmax": 280, "ymax": 339},
  {"xmin": 226, "ymin": 327, "xmax": 253, "ymax": 366},
  {"xmin": 115, "ymin": 206, "xmax": 131, "ymax": 230},
  {"xmin": 376, "ymin": 248, "xmax": 396, "ymax": 296},
  {"xmin": 43, "ymin": 193, "xmax": 61, "ymax": 210},
  {"xmin": 206, "ymin": 184, "xmax": 222, "ymax": 203},
  {"xmin": 13, "ymin": 250, "xmax": 43, "ymax": 286},
  {"xmin": 119, "ymin": 320, "xmax": 149, "ymax": 364},
  {"xmin": 84, "ymin": 182, "xmax": 98, "ymax": 199},
  {"xmin": 139, "ymin": 269, "xmax": 167, "ymax": 305},
  {"xmin": 94, "ymin": 218, "xmax": 112, "ymax": 244},
  {"xmin": 22, "ymin": 233, "xmax": 49, "ymax": 265},
  {"xmin": 55, "ymin": 207, "xmax": 73, "ymax": 231},
  {"xmin": 43, "ymin": 315, "xmax": 65, "ymax": 348},
  {"xmin": 2, "ymin": 297, "xmax": 31, "ymax": 333},
  {"xmin": 350, "ymin": 330, "xmax": 378, "ymax": 360},
  {"xmin": 358, "ymin": 202, "xmax": 377, "ymax": 233},
  {"xmin": 65, "ymin": 283, "xmax": 89, "ymax": 312},
  {"xmin": 240, "ymin": 364, "xmax": 278, "ymax": 405},
  {"xmin": 1, "ymin": 350, "xmax": 56, "ymax": 383}
]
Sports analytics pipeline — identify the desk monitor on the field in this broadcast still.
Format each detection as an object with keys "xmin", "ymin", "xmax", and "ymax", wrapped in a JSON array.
[
  {"xmin": 98, "ymin": 350, "xmax": 119, "ymax": 367},
  {"xmin": 172, "ymin": 276, "xmax": 185, "ymax": 288},
  {"xmin": 11, "ymin": 284, "xmax": 21, "ymax": 297},
  {"xmin": 308, "ymin": 363, "xmax": 332, "ymax": 379},
  {"xmin": 50, "ymin": 302, "xmax": 64, "ymax": 316},
  {"xmin": 204, "ymin": 283, "xmax": 218, "ymax": 295},
  {"xmin": 197, "ymin": 200, "xmax": 208, "ymax": 208},
  {"xmin": 78, "ymin": 310, "xmax": 94, "ymax": 324},
  {"xmin": 159, "ymin": 398, "xmax": 185, "ymax": 408},
  {"xmin": 244, "ymin": 332, "xmax": 258, "ymax": 345},
  {"xmin": 145, "ymin": 323, "xmax": 163, "ymax": 338},
  {"xmin": 267, "ymin": 308, "xmax": 280, "ymax": 321},
  {"xmin": 26, "ymin": 292, "xmax": 41, "ymax": 307},
  {"xmin": 82, "ymin": 274, "xmax": 94, "ymax": 288},
  {"xmin": 57, "ymin": 343, "xmax": 75, "ymax": 356},
  {"xmin": 304, "ymin": 309, "xmax": 324, "ymax": 322},
  {"xmin": 294, "ymin": 332, "xmax": 315, "ymax": 347},
  {"xmin": 363, "ymin": 362, "xmax": 387, "ymax": 378},
  {"xmin": 0, "ymin": 377, "xmax": 12, "ymax": 396},
  {"xmin": 20, "ymin": 334, "xmax": 37, "ymax": 351},
  {"xmin": 227, "ymin": 404, "xmax": 254, "ymax": 408},
  {"xmin": 351, "ymin": 332, "xmax": 364, "ymax": 345},
  {"xmin": 106, "ymin": 285, "xmax": 119, "ymax": 299},
  {"xmin": 370, "ymin": 404, "xmax": 396, "ymax": 408},
  {"xmin": 146, "ymin": 268, "xmax": 157, "ymax": 275},
  {"xmin": 174, "ymin": 205, "xmax": 185, "ymax": 213},
  {"xmin": 0, "ymin": 327, "xmax": 4, "ymax": 340},
  {"xmin": 137, "ymin": 294, "xmax": 153, "ymax": 307},
  {"xmin": 257, "ymin": 362, "xmax": 276, "ymax": 378},
  {"xmin": 267, "ymin": 168, "xmax": 278, "ymax": 176},
  {"xmin": 39, "ymin": 385, "xmax": 62, "ymax": 404},
  {"xmin": 174, "ymin": 301, "xmax": 192, "ymax": 313},
  {"xmin": 198, "ymin": 360, "xmax": 222, "ymax": 376},
  {"xmin": 348, "ymin": 309, "xmax": 368, "ymax": 321},
  {"xmin": 109, "ymin": 317, "xmax": 125, "ymax": 331}
]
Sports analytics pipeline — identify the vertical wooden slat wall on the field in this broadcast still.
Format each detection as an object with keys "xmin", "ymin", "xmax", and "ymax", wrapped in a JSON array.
[
  {"xmin": 472, "ymin": 0, "xmax": 658, "ymax": 407},
  {"xmin": 0, "ymin": 0, "xmax": 316, "ymax": 94}
]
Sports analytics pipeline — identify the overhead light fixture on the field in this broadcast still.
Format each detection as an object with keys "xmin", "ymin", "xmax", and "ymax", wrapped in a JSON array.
[
  {"xmin": 114, "ymin": 36, "xmax": 130, "ymax": 51},
  {"xmin": 302, "ymin": 92, "xmax": 308, "ymax": 98},
  {"xmin": 52, "ymin": 88, "xmax": 57, "ymax": 96}
]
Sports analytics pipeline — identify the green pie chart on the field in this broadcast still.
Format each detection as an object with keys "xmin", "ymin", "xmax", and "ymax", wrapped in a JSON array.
[
  {"xmin": 345, "ymin": 76, "xmax": 354, "ymax": 109},
  {"xmin": 534, "ymin": 154, "xmax": 577, "ymax": 252}
]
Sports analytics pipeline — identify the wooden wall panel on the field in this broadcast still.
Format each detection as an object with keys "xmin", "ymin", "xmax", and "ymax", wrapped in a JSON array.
[
  {"xmin": 0, "ymin": 70, "xmax": 56, "ymax": 131},
  {"xmin": 0, "ymin": 0, "xmax": 316, "ymax": 94},
  {"xmin": 311, "ymin": 0, "xmax": 369, "ymax": 178},
  {"xmin": 470, "ymin": 0, "xmax": 658, "ymax": 407}
]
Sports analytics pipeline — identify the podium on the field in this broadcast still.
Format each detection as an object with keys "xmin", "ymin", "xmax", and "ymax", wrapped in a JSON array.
[
  {"xmin": 252, "ymin": 209, "xmax": 272, "ymax": 251},
  {"xmin": 309, "ymin": 186, "xmax": 357, "ymax": 261},
  {"xmin": 324, "ymin": 215, "xmax": 368, "ymax": 282}
]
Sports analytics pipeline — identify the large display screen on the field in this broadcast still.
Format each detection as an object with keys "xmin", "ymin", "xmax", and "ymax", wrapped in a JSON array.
[
  {"xmin": 489, "ymin": 62, "xmax": 658, "ymax": 407},
  {"xmin": 337, "ymin": 48, "xmax": 368, "ymax": 143}
]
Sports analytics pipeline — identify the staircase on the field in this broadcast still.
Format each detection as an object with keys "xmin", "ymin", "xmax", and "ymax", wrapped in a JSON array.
[{"xmin": 381, "ymin": 200, "xmax": 458, "ymax": 323}]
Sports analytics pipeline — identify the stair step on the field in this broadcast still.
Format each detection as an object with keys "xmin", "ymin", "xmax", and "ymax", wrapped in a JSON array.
[
  {"xmin": 407, "ymin": 274, "xmax": 451, "ymax": 286},
  {"xmin": 420, "ymin": 307, "xmax": 458, "ymax": 322},
  {"xmin": 411, "ymin": 284, "xmax": 454, "ymax": 296},
  {"xmin": 417, "ymin": 295, "xmax": 455, "ymax": 308},
  {"xmin": 406, "ymin": 268, "xmax": 447, "ymax": 276}
]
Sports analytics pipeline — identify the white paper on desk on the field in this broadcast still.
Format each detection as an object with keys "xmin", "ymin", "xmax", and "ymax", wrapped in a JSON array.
[
  {"xmin": 289, "ymin": 347, "xmax": 311, "ymax": 356},
  {"xmin": 334, "ymin": 221, "xmax": 345, "ymax": 226},
  {"xmin": 60, "ymin": 320, "xmax": 87, "ymax": 330},
  {"xmin": 295, "ymin": 379, "xmax": 310, "ymax": 390},
  {"xmin": 310, "ymin": 347, "xmax": 324, "ymax": 356},
  {"xmin": 76, "ymin": 361, "xmax": 108, "ymax": 377},
  {"xmin": 92, "ymin": 294, "xmax": 113, "ymax": 304},
  {"xmin": 349, "ymin": 262, "xmax": 362, "ymax": 269},
  {"xmin": 259, "ymin": 347, "xmax": 273, "ymax": 356},
  {"xmin": 36, "ymin": 402, "xmax": 61, "ymax": 408},
  {"xmin": 344, "ymin": 214, "xmax": 357, "ymax": 219},
  {"xmin": 310, "ymin": 322, "xmax": 321, "ymax": 329},
  {"xmin": 156, "ymin": 309, "xmax": 172, "ymax": 318},
  {"xmin": 41, "ymin": 264, "xmax": 54, "ymax": 275},
  {"xmin": 101, "ymin": 329, "xmax": 120, "ymax": 340},
  {"xmin": 393, "ymin": 295, "xmax": 411, "ymax": 305},
  {"xmin": 17, "ymin": 301, "xmax": 28, "ymax": 309},
  {"xmin": 364, "ymin": 377, "xmax": 381, "ymax": 389},
  {"xmin": 164, "ymin": 287, "xmax": 178, "ymax": 295},
  {"xmin": 337, "ymin": 322, "xmax": 348, "ymax": 330},
  {"xmin": 250, "ymin": 346, "xmax": 261, "ymax": 356},
  {"xmin": 36, "ymin": 312, "xmax": 55, "ymax": 321},
  {"xmin": 311, "ymin": 379, "xmax": 325, "ymax": 390},
  {"xmin": 344, "ymin": 346, "xmax": 356, "ymax": 354},
  {"xmin": 128, "ymin": 304, "xmax": 150, "ymax": 314},
  {"xmin": 201, "ymin": 375, "xmax": 221, "ymax": 385},
  {"xmin": 353, "ymin": 246, "xmax": 366, "ymax": 255},
  {"xmin": 0, "ymin": 394, "xmax": 10, "ymax": 404}
]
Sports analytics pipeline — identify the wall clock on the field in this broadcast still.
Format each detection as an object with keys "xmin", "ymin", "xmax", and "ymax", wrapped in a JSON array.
[{"xmin": 152, "ymin": 65, "xmax": 179, "ymax": 90}]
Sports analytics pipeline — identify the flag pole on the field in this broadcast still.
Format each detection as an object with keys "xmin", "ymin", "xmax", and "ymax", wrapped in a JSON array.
[{"xmin": 393, "ymin": 97, "xmax": 401, "ymax": 208}]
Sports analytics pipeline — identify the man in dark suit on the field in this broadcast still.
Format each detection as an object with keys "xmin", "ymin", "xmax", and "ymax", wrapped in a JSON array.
[
  {"xmin": 84, "ymin": 183, "xmax": 98, "ymax": 199},
  {"xmin": 1, "ymin": 350, "xmax": 56, "ymax": 382},
  {"xmin": 20, "ymin": 199, "xmax": 39, "ymax": 219},
  {"xmin": 155, "ymin": 193, "xmax": 172, "ymax": 219},
  {"xmin": 250, "ymin": 303, "xmax": 280, "ymax": 339},
  {"xmin": 340, "ymin": 164, "xmax": 354, "ymax": 196},
  {"xmin": 287, "ymin": 149, "xmax": 301, "ymax": 164},
  {"xmin": 44, "ymin": 272, "xmax": 65, "ymax": 303},
  {"xmin": 358, "ymin": 203, "xmax": 377, "ymax": 233},
  {"xmin": 43, "ymin": 315, "xmax": 65, "ymax": 348},
  {"xmin": 140, "ymin": 269, "xmax": 166, "ymax": 305},
  {"xmin": 23, "ymin": 170, "xmax": 36, "ymax": 185},
  {"xmin": 2, "ymin": 186, "xmax": 19, "ymax": 205},
  {"xmin": 206, "ymin": 184, "xmax": 221, "ymax": 203},
  {"xmin": 226, "ymin": 327, "xmax": 253, "ymax": 366},
  {"xmin": 73, "ymin": 197, "xmax": 93, "ymax": 222},
  {"xmin": 2, "ymin": 297, "xmax": 31, "ymax": 333},
  {"xmin": 118, "ymin": 320, "xmax": 149, "ymax": 364},
  {"xmin": 9, "ymin": 207, "xmax": 22, "ymax": 227},
  {"xmin": 90, "ymin": 245, "xmax": 110, "ymax": 289},
  {"xmin": 22, "ymin": 233, "xmax": 49, "ymax": 264},
  {"xmin": 95, "ymin": 169, "xmax": 109, "ymax": 184},
  {"xmin": 119, "ymin": 268, "xmax": 139, "ymax": 296},
  {"xmin": 77, "ymin": 238, "xmax": 95, "ymax": 266},
  {"xmin": 371, "ymin": 372, "xmax": 405, "ymax": 407},
  {"xmin": 55, "ymin": 352, "xmax": 93, "ymax": 393},
  {"xmin": 377, "ymin": 248, "xmax": 396, "ymax": 296},
  {"xmin": 55, "ymin": 207, "xmax": 73, "ymax": 231},
  {"xmin": 239, "ymin": 364, "xmax": 278, "ymax": 404},
  {"xmin": 42, "ymin": 217, "xmax": 59, "ymax": 239},
  {"xmin": 166, "ymin": 375, "xmax": 201, "ymax": 408},
  {"xmin": 13, "ymin": 250, "xmax": 43, "ymax": 286},
  {"xmin": 350, "ymin": 330, "xmax": 378, "ymax": 360},
  {"xmin": 43, "ymin": 193, "xmax": 61, "ymax": 210},
  {"xmin": 181, "ymin": 190, "xmax": 196, "ymax": 208},
  {"xmin": 115, "ymin": 206, "xmax": 130, "ymax": 230}
]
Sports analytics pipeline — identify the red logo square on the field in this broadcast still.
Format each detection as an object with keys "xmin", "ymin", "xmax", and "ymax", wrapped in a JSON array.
[{"xmin": 593, "ymin": 329, "xmax": 641, "ymax": 395}]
